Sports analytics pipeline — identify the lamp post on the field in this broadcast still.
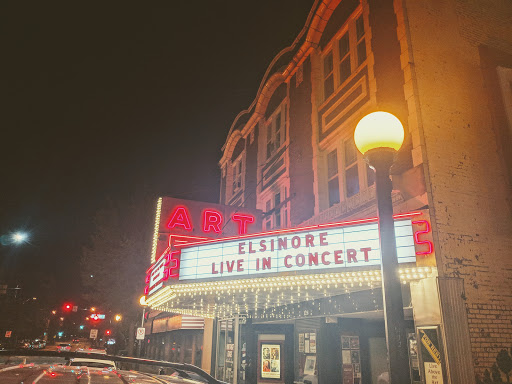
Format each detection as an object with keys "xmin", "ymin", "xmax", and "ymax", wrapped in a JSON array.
[{"xmin": 354, "ymin": 111, "xmax": 410, "ymax": 383}]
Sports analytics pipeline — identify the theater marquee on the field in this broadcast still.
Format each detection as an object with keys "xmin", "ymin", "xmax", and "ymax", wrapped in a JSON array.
[{"xmin": 178, "ymin": 212, "xmax": 433, "ymax": 281}]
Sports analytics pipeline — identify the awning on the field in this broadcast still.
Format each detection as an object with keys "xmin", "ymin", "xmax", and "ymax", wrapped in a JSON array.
[{"xmin": 146, "ymin": 265, "xmax": 434, "ymax": 318}]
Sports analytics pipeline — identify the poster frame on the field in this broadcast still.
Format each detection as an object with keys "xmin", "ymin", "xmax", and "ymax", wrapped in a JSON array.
[{"xmin": 258, "ymin": 340, "xmax": 285, "ymax": 383}]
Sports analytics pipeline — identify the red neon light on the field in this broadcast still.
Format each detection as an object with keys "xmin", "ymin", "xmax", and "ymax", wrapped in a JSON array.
[
  {"xmin": 168, "ymin": 251, "xmax": 180, "ymax": 278},
  {"xmin": 203, "ymin": 210, "xmax": 223, "ymax": 233},
  {"xmin": 167, "ymin": 206, "xmax": 193, "ymax": 231},
  {"xmin": 412, "ymin": 220, "xmax": 433, "ymax": 255},
  {"xmin": 175, "ymin": 212, "xmax": 423, "ymax": 249},
  {"xmin": 169, "ymin": 234, "xmax": 210, "ymax": 247},
  {"xmin": 232, "ymin": 213, "xmax": 255, "ymax": 235}
]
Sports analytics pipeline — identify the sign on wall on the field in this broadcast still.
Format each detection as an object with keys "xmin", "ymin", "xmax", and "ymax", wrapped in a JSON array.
[
  {"xmin": 178, "ymin": 217, "xmax": 422, "ymax": 281},
  {"xmin": 418, "ymin": 326, "xmax": 445, "ymax": 384}
]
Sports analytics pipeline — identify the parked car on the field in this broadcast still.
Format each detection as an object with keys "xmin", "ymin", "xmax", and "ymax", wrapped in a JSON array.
[
  {"xmin": 57, "ymin": 343, "xmax": 71, "ymax": 352},
  {"xmin": 31, "ymin": 339, "xmax": 45, "ymax": 349},
  {"xmin": 67, "ymin": 356, "xmax": 116, "ymax": 369},
  {"xmin": 0, "ymin": 350, "xmax": 225, "ymax": 383},
  {"xmin": 18, "ymin": 340, "xmax": 32, "ymax": 349}
]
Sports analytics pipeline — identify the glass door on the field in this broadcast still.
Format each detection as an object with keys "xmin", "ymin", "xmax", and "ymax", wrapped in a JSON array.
[{"xmin": 216, "ymin": 317, "xmax": 239, "ymax": 384}]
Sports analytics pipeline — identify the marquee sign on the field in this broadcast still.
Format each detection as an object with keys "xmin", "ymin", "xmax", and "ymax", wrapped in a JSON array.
[
  {"xmin": 177, "ymin": 212, "xmax": 433, "ymax": 281},
  {"xmin": 145, "ymin": 197, "xmax": 262, "ymax": 295}
]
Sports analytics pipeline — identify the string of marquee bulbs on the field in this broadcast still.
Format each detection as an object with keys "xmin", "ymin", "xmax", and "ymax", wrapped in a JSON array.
[{"xmin": 146, "ymin": 266, "xmax": 433, "ymax": 319}]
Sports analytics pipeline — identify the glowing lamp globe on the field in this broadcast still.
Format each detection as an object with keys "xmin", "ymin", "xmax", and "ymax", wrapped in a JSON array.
[
  {"xmin": 139, "ymin": 295, "xmax": 148, "ymax": 306},
  {"xmin": 354, "ymin": 112, "xmax": 404, "ymax": 155}
]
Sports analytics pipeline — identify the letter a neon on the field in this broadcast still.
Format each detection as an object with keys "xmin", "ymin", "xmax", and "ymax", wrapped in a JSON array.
[{"xmin": 167, "ymin": 206, "xmax": 192, "ymax": 231}]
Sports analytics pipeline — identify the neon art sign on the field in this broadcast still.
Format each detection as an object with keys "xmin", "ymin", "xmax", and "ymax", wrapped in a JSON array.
[
  {"xmin": 145, "ymin": 206, "xmax": 257, "ymax": 295},
  {"xmin": 167, "ymin": 206, "xmax": 255, "ymax": 235}
]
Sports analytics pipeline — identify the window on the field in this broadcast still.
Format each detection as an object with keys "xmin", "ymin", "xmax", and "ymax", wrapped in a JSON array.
[
  {"xmin": 344, "ymin": 138, "xmax": 359, "ymax": 198},
  {"xmin": 324, "ymin": 136, "xmax": 374, "ymax": 207},
  {"xmin": 263, "ymin": 200, "xmax": 272, "ymax": 230},
  {"xmin": 262, "ymin": 188, "xmax": 289, "ymax": 230},
  {"xmin": 232, "ymin": 156, "xmax": 243, "ymax": 194},
  {"xmin": 323, "ymin": 51, "xmax": 334, "ymax": 99},
  {"xmin": 322, "ymin": 12, "xmax": 367, "ymax": 101},
  {"xmin": 266, "ymin": 106, "xmax": 286, "ymax": 159},
  {"xmin": 355, "ymin": 15, "xmax": 366, "ymax": 66},
  {"xmin": 338, "ymin": 33, "xmax": 351, "ymax": 84},
  {"xmin": 274, "ymin": 193, "xmax": 281, "ymax": 228},
  {"xmin": 327, "ymin": 149, "xmax": 340, "ymax": 207}
]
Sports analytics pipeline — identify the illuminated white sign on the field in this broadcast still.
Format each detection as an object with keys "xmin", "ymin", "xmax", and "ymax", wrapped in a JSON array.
[{"xmin": 179, "ymin": 219, "xmax": 417, "ymax": 281}]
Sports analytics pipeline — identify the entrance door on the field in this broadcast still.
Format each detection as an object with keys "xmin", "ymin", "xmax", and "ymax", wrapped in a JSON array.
[{"xmin": 216, "ymin": 317, "xmax": 240, "ymax": 384}]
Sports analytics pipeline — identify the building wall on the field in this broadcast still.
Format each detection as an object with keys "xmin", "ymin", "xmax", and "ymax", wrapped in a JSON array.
[
  {"xmin": 244, "ymin": 125, "xmax": 259, "ymax": 210},
  {"xmin": 402, "ymin": 0, "xmax": 512, "ymax": 376},
  {"xmin": 289, "ymin": 57, "xmax": 316, "ymax": 226},
  {"xmin": 218, "ymin": 0, "xmax": 512, "ymax": 379}
]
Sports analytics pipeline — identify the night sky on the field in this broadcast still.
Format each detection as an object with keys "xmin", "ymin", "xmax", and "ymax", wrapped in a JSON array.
[{"xmin": 1, "ymin": 1, "xmax": 315, "ymax": 300}]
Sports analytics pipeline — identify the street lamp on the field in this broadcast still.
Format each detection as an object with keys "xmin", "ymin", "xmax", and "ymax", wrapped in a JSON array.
[
  {"xmin": 11, "ymin": 232, "xmax": 29, "ymax": 244},
  {"xmin": 354, "ymin": 111, "xmax": 410, "ymax": 384},
  {"xmin": 139, "ymin": 296, "xmax": 147, "ymax": 327},
  {"xmin": 114, "ymin": 314, "xmax": 122, "ymax": 322},
  {"xmin": 138, "ymin": 295, "xmax": 148, "ymax": 357},
  {"xmin": 0, "ymin": 231, "xmax": 29, "ymax": 246}
]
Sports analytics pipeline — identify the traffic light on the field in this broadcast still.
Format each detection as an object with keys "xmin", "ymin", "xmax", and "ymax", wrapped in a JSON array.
[
  {"xmin": 105, "ymin": 330, "xmax": 111, "ymax": 336},
  {"xmin": 63, "ymin": 303, "xmax": 73, "ymax": 312}
]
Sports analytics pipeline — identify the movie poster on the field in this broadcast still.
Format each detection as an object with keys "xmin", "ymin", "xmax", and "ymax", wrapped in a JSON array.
[
  {"xmin": 304, "ymin": 355, "xmax": 316, "ymax": 375},
  {"xmin": 299, "ymin": 333, "xmax": 305, "ymax": 352},
  {"xmin": 261, "ymin": 343, "xmax": 281, "ymax": 379}
]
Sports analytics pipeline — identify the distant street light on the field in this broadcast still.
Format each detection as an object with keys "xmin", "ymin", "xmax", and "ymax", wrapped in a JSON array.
[
  {"xmin": 114, "ymin": 314, "xmax": 122, "ymax": 322},
  {"xmin": 0, "ymin": 231, "xmax": 30, "ymax": 246},
  {"xmin": 354, "ymin": 111, "xmax": 410, "ymax": 384},
  {"xmin": 11, "ymin": 232, "xmax": 29, "ymax": 244}
]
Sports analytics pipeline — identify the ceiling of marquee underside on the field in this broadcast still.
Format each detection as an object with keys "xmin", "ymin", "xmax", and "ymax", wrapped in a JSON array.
[{"xmin": 146, "ymin": 266, "xmax": 435, "ymax": 319}]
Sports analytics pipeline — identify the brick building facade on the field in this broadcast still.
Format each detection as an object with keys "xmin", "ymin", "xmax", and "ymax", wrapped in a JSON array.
[{"xmin": 218, "ymin": 0, "xmax": 512, "ymax": 382}]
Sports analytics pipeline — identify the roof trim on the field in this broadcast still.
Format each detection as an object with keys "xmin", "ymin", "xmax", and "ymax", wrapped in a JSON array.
[{"xmin": 220, "ymin": 0, "xmax": 344, "ymax": 166}]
